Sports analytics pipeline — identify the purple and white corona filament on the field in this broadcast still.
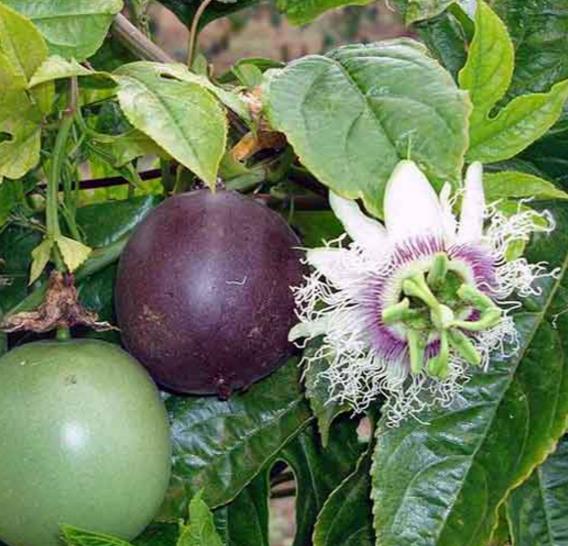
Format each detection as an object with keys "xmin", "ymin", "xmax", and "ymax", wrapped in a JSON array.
[{"xmin": 290, "ymin": 160, "xmax": 556, "ymax": 425}]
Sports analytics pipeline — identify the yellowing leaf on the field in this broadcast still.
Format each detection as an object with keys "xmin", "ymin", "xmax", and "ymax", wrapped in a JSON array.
[
  {"xmin": 0, "ymin": 2, "xmax": 47, "ymax": 81},
  {"xmin": 56, "ymin": 237, "xmax": 92, "ymax": 273},
  {"xmin": 0, "ymin": 54, "xmax": 42, "ymax": 179},
  {"xmin": 29, "ymin": 239, "xmax": 53, "ymax": 285}
]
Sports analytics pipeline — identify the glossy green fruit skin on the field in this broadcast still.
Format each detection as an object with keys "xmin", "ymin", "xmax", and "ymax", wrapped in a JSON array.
[{"xmin": 0, "ymin": 339, "xmax": 172, "ymax": 546}]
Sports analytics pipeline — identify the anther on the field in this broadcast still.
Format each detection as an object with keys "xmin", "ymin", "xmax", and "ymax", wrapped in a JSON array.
[
  {"xmin": 406, "ymin": 329, "xmax": 425, "ymax": 375},
  {"xmin": 448, "ymin": 329, "xmax": 481, "ymax": 366}
]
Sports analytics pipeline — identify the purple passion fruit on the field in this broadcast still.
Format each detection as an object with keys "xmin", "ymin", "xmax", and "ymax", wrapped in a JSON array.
[{"xmin": 115, "ymin": 189, "xmax": 304, "ymax": 395}]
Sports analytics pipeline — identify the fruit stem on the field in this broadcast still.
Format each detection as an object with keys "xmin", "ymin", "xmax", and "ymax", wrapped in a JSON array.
[{"xmin": 56, "ymin": 327, "xmax": 71, "ymax": 341}]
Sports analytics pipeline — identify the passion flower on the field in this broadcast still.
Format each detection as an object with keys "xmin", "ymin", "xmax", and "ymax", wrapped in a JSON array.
[{"xmin": 290, "ymin": 160, "xmax": 556, "ymax": 425}]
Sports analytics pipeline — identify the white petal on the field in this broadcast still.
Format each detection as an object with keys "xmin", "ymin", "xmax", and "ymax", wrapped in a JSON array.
[
  {"xmin": 306, "ymin": 247, "xmax": 349, "ymax": 286},
  {"xmin": 289, "ymin": 318, "xmax": 329, "ymax": 342},
  {"xmin": 457, "ymin": 162, "xmax": 485, "ymax": 244},
  {"xmin": 384, "ymin": 160, "xmax": 444, "ymax": 245},
  {"xmin": 329, "ymin": 192, "xmax": 387, "ymax": 255},
  {"xmin": 440, "ymin": 183, "xmax": 457, "ymax": 244}
]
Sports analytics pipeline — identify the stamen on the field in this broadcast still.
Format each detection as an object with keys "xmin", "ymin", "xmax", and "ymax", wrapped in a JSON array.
[
  {"xmin": 454, "ymin": 307, "xmax": 502, "ymax": 332},
  {"xmin": 382, "ymin": 298, "xmax": 411, "ymax": 325},
  {"xmin": 427, "ymin": 330, "xmax": 449, "ymax": 379},
  {"xmin": 457, "ymin": 283, "xmax": 494, "ymax": 311},
  {"xmin": 402, "ymin": 274, "xmax": 438, "ymax": 309},
  {"xmin": 448, "ymin": 329, "xmax": 481, "ymax": 366},
  {"xmin": 406, "ymin": 329, "xmax": 425, "ymax": 375}
]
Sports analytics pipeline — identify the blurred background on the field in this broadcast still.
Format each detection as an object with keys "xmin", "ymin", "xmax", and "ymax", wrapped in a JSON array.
[
  {"xmin": 130, "ymin": 3, "xmax": 405, "ymax": 544},
  {"xmin": 146, "ymin": 2, "xmax": 406, "ymax": 73}
]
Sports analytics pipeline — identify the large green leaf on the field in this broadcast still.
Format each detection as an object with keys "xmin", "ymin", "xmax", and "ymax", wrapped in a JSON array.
[
  {"xmin": 459, "ymin": 1, "xmax": 568, "ymax": 163},
  {"xmin": 507, "ymin": 436, "xmax": 568, "ymax": 546},
  {"xmin": 279, "ymin": 419, "xmax": 364, "ymax": 546},
  {"xmin": 313, "ymin": 450, "xmax": 374, "ymax": 546},
  {"xmin": 115, "ymin": 62, "xmax": 227, "ymax": 188},
  {"xmin": 371, "ymin": 201, "xmax": 568, "ymax": 546},
  {"xmin": 265, "ymin": 39, "xmax": 470, "ymax": 218},
  {"xmin": 490, "ymin": 0, "xmax": 568, "ymax": 98},
  {"xmin": 160, "ymin": 358, "xmax": 311, "ymax": 516},
  {"xmin": 275, "ymin": 0, "xmax": 374, "ymax": 25},
  {"xmin": 213, "ymin": 474, "xmax": 269, "ymax": 546},
  {"xmin": 3, "ymin": 0, "xmax": 123, "ymax": 61}
]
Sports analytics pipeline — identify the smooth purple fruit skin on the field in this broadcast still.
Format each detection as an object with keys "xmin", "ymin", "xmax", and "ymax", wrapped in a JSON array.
[{"xmin": 115, "ymin": 189, "xmax": 304, "ymax": 396}]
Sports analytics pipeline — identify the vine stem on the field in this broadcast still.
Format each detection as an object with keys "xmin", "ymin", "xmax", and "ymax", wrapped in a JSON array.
[
  {"xmin": 187, "ymin": 0, "xmax": 215, "ymax": 68},
  {"xmin": 111, "ymin": 13, "xmax": 174, "ymax": 63},
  {"xmin": 46, "ymin": 78, "xmax": 78, "ymax": 340}
]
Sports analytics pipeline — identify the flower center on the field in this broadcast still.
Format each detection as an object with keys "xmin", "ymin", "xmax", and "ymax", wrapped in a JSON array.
[{"xmin": 381, "ymin": 253, "xmax": 502, "ymax": 379}]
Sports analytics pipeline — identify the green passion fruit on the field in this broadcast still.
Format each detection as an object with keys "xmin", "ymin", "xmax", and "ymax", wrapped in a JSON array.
[
  {"xmin": 115, "ymin": 189, "xmax": 304, "ymax": 396},
  {"xmin": 0, "ymin": 339, "xmax": 171, "ymax": 546}
]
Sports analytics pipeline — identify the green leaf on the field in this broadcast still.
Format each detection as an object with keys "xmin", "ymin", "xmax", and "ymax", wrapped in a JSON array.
[
  {"xmin": 468, "ymin": 80, "xmax": 568, "ymax": 163},
  {"xmin": 459, "ymin": 1, "xmax": 568, "ymax": 163},
  {"xmin": 279, "ymin": 419, "xmax": 364, "ymax": 546},
  {"xmin": 458, "ymin": 1, "xmax": 514, "ymax": 124},
  {"xmin": 303, "ymin": 338, "xmax": 350, "ymax": 447},
  {"xmin": 290, "ymin": 211, "xmax": 343, "ymax": 248},
  {"xmin": 177, "ymin": 491, "xmax": 223, "ymax": 546},
  {"xmin": 29, "ymin": 239, "xmax": 53, "ymax": 285},
  {"xmin": 313, "ymin": 450, "xmax": 374, "ymax": 546},
  {"xmin": 213, "ymin": 473, "xmax": 270, "ymax": 546},
  {"xmin": 3, "ymin": 0, "xmax": 123, "ymax": 61},
  {"xmin": 415, "ymin": 8, "xmax": 469, "ymax": 81},
  {"xmin": 60, "ymin": 525, "xmax": 133, "ymax": 546},
  {"xmin": 392, "ymin": 0, "xmax": 456, "ymax": 25},
  {"xmin": 275, "ymin": 0, "xmax": 374, "ymax": 25},
  {"xmin": 371, "ymin": 201, "xmax": 568, "ymax": 546},
  {"xmin": 29, "ymin": 55, "xmax": 115, "ymax": 88},
  {"xmin": 0, "ymin": 55, "xmax": 43, "ymax": 179},
  {"xmin": 521, "ymin": 112, "xmax": 568, "ymax": 188},
  {"xmin": 147, "ymin": 63, "xmax": 250, "ymax": 123},
  {"xmin": 55, "ymin": 236, "xmax": 93, "ymax": 273},
  {"xmin": 0, "ymin": 178, "xmax": 25, "ymax": 229},
  {"xmin": 490, "ymin": 0, "xmax": 568, "ymax": 98},
  {"xmin": 265, "ymin": 39, "xmax": 470, "ymax": 218},
  {"xmin": 507, "ymin": 436, "xmax": 568, "ymax": 546},
  {"xmin": 115, "ymin": 62, "xmax": 227, "ymax": 188},
  {"xmin": 160, "ymin": 358, "xmax": 311, "ymax": 516},
  {"xmin": 484, "ymin": 171, "xmax": 568, "ymax": 203},
  {"xmin": 0, "ymin": 2, "xmax": 47, "ymax": 82}
]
